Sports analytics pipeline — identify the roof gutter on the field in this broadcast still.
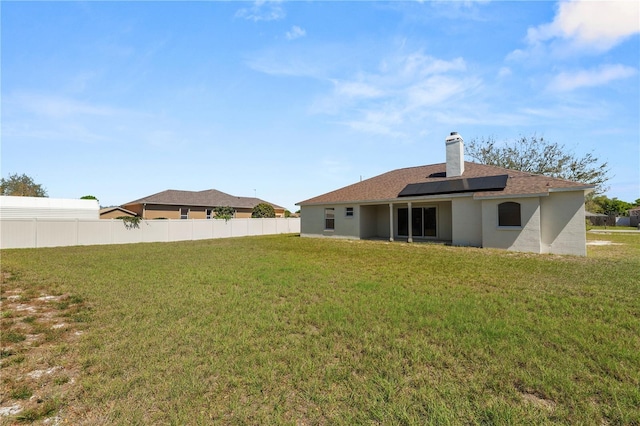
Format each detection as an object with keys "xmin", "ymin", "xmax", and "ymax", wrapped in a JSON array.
[{"xmin": 297, "ymin": 192, "xmax": 474, "ymax": 206}]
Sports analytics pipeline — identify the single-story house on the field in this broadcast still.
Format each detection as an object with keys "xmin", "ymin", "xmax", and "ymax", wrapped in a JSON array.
[
  {"xmin": 99, "ymin": 206, "xmax": 138, "ymax": 219},
  {"xmin": 121, "ymin": 189, "xmax": 286, "ymax": 219},
  {"xmin": 297, "ymin": 132, "xmax": 594, "ymax": 256}
]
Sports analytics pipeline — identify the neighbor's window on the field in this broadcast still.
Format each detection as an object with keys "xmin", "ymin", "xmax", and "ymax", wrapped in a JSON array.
[
  {"xmin": 180, "ymin": 208, "xmax": 189, "ymax": 220},
  {"xmin": 346, "ymin": 207, "xmax": 354, "ymax": 217},
  {"xmin": 206, "ymin": 209, "xmax": 213, "ymax": 219},
  {"xmin": 325, "ymin": 208, "xmax": 335, "ymax": 230},
  {"xmin": 498, "ymin": 202, "xmax": 521, "ymax": 227}
]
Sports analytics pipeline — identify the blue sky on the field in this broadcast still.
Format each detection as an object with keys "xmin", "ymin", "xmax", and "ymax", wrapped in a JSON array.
[{"xmin": 2, "ymin": 1, "xmax": 638, "ymax": 211}]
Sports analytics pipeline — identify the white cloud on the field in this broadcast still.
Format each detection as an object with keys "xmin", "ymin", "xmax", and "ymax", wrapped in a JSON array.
[
  {"xmin": 286, "ymin": 26, "xmax": 306, "ymax": 40},
  {"xmin": 388, "ymin": 52, "xmax": 466, "ymax": 79},
  {"xmin": 331, "ymin": 80, "xmax": 385, "ymax": 99},
  {"xmin": 498, "ymin": 67, "xmax": 512, "ymax": 78},
  {"xmin": 313, "ymin": 52, "xmax": 475, "ymax": 137},
  {"xmin": 548, "ymin": 64, "xmax": 637, "ymax": 92},
  {"xmin": 341, "ymin": 109, "xmax": 407, "ymax": 138},
  {"xmin": 8, "ymin": 92, "xmax": 123, "ymax": 119},
  {"xmin": 527, "ymin": 0, "xmax": 640, "ymax": 52},
  {"xmin": 235, "ymin": 1, "xmax": 285, "ymax": 22},
  {"xmin": 405, "ymin": 75, "xmax": 477, "ymax": 110},
  {"xmin": 246, "ymin": 53, "xmax": 322, "ymax": 78}
]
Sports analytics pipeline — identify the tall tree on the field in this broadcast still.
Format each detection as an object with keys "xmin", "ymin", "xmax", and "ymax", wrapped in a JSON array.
[
  {"xmin": 0, "ymin": 173, "xmax": 48, "ymax": 197},
  {"xmin": 465, "ymin": 135, "xmax": 611, "ymax": 194},
  {"xmin": 587, "ymin": 195, "xmax": 633, "ymax": 216}
]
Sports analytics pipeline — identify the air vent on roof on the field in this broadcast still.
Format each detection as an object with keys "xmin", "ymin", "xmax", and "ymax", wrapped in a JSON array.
[{"xmin": 428, "ymin": 172, "xmax": 447, "ymax": 178}]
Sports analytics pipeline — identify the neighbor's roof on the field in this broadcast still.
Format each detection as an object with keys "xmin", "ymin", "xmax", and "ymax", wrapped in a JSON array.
[
  {"xmin": 585, "ymin": 211, "xmax": 608, "ymax": 217},
  {"xmin": 297, "ymin": 162, "xmax": 593, "ymax": 206},
  {"xmin": 123, "ymin": 189, "xmax": 284, "ymax": 210},
  {"xmin": 99, "ymin": 206, "xmax": 137, "ymax": 216}
]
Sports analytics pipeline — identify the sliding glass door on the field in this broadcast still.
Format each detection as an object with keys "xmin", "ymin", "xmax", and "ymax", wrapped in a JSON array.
[{"xmin": 398, "ymin": 207, "xmax": 437, "ymax": 237}]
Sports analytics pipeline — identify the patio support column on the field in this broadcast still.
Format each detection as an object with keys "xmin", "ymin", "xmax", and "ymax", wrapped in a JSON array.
[
  {"xmin": 407, "ymin": 201, "xmax": 413, "ymax": 243},
  {"xmin": 389, "ymin": 203, "xmax": 394, "ymax": 242}
]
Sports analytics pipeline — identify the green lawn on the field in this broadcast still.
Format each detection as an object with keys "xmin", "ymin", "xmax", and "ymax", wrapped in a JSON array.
[{"xmin": 1, "ymin": 233, "xmax": 639, "ymax": 424}]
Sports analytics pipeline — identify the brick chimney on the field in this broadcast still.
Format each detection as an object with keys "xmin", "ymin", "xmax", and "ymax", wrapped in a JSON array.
[{"xmin": 445, "ymin": 132, "xmax": 464, "ymax": 177}]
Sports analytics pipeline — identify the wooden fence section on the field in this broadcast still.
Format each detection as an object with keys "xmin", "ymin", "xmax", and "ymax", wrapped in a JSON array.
[{"xmin": 0, "ymin": 218, "xmax": 300, "ymax": 249}]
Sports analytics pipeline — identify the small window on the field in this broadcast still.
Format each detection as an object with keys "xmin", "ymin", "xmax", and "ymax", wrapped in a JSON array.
[
  {"xmin": 345, "ymin": 207, "xmax": 354, "ymax": 217},
  {"xmin": 180, "ymin": 208, "xmax": 189, "ymax": 220},
  {"xmin": 325, "ymin": 208, "xmax": 335, "ymax": 230},
  {"xmin": 498, "ymin": 202, "xmax": 521, "ymax": 227},
  {"xmin": 206, "ymin": 209, "xmax": 213, "ymax": 219}
]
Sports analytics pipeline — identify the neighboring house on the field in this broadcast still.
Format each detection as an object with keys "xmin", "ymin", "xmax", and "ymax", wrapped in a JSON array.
[
  {"xmin": 99, "ymin": 206, "xmax": 137, "ymax": 219},
  {"xmin": 297, "ymin": 132, "xmax": 594, "ymax": 256},
  {"xmin": 121, "ymin": 189, "xmax": 286, "ymax": 219},
  {"xmin": 0, "ymin": 195, "xmax": 99, "ymax": 220}
]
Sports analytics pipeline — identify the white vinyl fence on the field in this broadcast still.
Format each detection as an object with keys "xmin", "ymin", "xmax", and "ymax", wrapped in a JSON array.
[{"xmin": 0, "ymin": 218, "xmax": 300, "ymax": 249}]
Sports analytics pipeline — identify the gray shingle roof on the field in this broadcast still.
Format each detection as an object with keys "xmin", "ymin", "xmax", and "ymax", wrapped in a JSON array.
[
  {"xmin": 297, "ymin": 162, "xmax": 593, "ymax": 205},
  {"xmin": 124, "ymin": 189, "xmax": 284, "ymax": 210}
]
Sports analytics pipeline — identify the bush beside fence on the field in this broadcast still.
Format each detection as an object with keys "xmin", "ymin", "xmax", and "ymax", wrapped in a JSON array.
[{"xmin": 0, "ymin": 218, "xmax": 301, "ymax": 249}]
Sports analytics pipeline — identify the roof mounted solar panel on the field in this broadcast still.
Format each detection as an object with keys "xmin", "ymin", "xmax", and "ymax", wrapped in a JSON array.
[{"xmin": 398, "ymin": 174, "xmax": 508, "ymax": 197}]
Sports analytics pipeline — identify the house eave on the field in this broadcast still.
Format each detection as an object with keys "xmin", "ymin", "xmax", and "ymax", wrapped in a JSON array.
[
  {"xmin": 473, "ymin": 192, "xmax": 549, "ymax": 200},
  {"xmin": 297, "ymin": 192, "xmax": 475, "ymax": 207},
  {"xmin": 548, "ymin": 185, "xmax": 595, "ymax": 194}
]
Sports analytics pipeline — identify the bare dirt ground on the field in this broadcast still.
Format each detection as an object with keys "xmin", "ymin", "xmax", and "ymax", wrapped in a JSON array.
[
  {"xmin": 1, "ymin": 272, "xmax": 90, "ymax": 425},
  {"xmin": 586, "ymin": 240, "xmax": 622, "ymax": 246}
]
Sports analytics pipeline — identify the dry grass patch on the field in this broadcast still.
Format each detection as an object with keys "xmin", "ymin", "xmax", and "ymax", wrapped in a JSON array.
[{"xmin": 1, "ymin": 272, "xmax": 90, "ymax": 424}]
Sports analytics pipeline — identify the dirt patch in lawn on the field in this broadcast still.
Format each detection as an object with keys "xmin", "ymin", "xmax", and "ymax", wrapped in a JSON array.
[
  {"xmin": 586, "ymin": 240, "xmax": 622, "ymax": 246},
  {"xmin": 1, "ymin": 272, "xmax": 91, "ymax": 425}
]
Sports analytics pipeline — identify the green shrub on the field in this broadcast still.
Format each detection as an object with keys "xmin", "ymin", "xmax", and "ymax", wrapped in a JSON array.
[
  {"xmin": 212, "ymin": 206, "xmax": 235, "ymax": 221},
  {"xmin": 252, "ymin": 203, "xmax": 275, "ymax": 218},
  {"xmin": 116, "ymin": 216, "xmax": 141, "ymax": 229}
]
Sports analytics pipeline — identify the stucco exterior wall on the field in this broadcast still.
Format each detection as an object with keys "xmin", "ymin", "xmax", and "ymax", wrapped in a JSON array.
[
  {"xmin": 436, "ymin": 201, "xmax": 452, "ymax": 241},
  {"xmin": 300, "ymin": 205, "xmax": 361, "ymax": 239},
  {"xmin": 129, "ymin": 204, "xmax": 180, "ymax": 219},
  {"xmin": 235, "ymin": 208, "xmax": 253, "ymax": 219},
  {"xmin": 481, "ymin": 197, "xmax": 542, "ymax": 253},
  {"xmin": 451, "ymin": 197, "xmax": 482, "ymax": 247},
  {"xmin": 359, "ymin": 205, "xmax": 379, "ymax": 239},
  {"xmin": 122, "ymin": 203, "xmax": 144, "ymax": 216},
  {"xmin": 540, "ymin": 191, "xmax": 587, "ymax": 256},
  {"xmin": 303, "ymin": 201, "xmax": 452, "ymax": 241},
  {"xmin": 373, "ymin": 205, "xmax": 391, "ymax": 239}
]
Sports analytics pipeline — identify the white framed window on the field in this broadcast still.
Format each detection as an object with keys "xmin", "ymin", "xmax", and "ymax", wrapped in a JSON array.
[
  {"xmin": 325, "ymin": 208, "xmax": 335, "ymax": 230},
  {"xmin": 206, "ymin": 209, "xmax": 213, "ymax": 219},
  {"xmin": 346, "ymin": 207, "xmax": 354, "ymax": 217},
  {"xmin": 498, "ymin": 202, "xmax": 521, "ymax": 227},
  {"xmin": 180, "ymin": 208, "xmax": 189, "ymax": 220}
]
